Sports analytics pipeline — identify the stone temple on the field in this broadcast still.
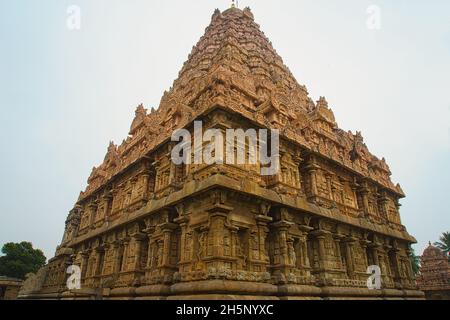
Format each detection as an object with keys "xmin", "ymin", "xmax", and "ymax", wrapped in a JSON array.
[
  {"xmin": 416, "ymin": 243, "xmax": 450, "ymax": 300},
  {"xmin": 20, "ymin": 6, "xmax": 423, "ymax": 300}
]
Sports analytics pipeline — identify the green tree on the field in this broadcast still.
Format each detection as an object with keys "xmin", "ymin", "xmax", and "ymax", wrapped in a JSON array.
[
  {"xmin": 408, "ymin": 245, "xmax": 420, "ymax": 276},
  {"xmin": 0, "ymin": 242, "xmax": 46, "ymax": 279},
  {"xmin": 434, "ymin": 232, "xmax": 450, "ymax": 261}
]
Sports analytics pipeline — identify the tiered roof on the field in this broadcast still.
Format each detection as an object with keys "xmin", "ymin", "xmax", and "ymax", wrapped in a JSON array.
[
  {"xmin": 80, "ymin": 7, "xmax": 403, "ymax": 201},
  {"xmin": 417, "ymin": 243, "xmax": 450, "ymax": 291}
]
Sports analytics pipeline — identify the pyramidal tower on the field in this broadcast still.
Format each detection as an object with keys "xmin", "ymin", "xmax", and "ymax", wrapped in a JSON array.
[{"xmin": 20, "ymin": 7, "xmax": 422, "ymax": 300}]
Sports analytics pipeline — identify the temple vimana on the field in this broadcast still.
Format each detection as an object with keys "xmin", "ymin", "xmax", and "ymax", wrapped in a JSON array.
[{"xmin": 20, "ymin": 6, "xmax": 423, "ymax": 300}]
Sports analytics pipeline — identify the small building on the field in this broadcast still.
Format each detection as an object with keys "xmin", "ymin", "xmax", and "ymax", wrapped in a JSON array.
[
  {"xmin": 417, "ymin": 243, "xmax": 450, "ymax": 300},
  {"xmin": 0, "ymin": 276, "xmax": 23, "ymax": 300}
]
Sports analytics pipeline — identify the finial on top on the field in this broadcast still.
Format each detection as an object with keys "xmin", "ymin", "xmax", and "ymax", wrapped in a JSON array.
[{"xmin": 231, "ymin": 0, "xmax": 239, "ymax": 8}]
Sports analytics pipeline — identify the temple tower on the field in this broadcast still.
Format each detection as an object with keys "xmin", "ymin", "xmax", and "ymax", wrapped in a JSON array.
[
  {"xmin": 20, "ymin": 6, "xmax": 422, "ymax": 300},
  {"xmin": 417, "ymin": 243, "xmax": 450, "ymax": 300}
]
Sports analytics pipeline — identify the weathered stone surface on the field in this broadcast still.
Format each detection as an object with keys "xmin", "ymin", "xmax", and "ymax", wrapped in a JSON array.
[
  {"xmin": 23, "ymin": 6, "xmax": 422, "ymax": 300},
  {"xmin": 0, "ymin": 277, "xmax": 23, "ymax": 300},
  {"xmin": 17, "ymin": 266, "xmax": 48, "ymax": 297}
]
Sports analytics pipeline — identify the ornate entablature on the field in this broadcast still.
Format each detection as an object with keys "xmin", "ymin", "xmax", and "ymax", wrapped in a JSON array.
[{"xmin": 23, "ymin": 7, "xmax": 422, "ymax": 300}]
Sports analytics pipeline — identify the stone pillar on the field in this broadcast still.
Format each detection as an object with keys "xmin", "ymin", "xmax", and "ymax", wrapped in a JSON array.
[
  {"xmin": 88, "ymin": 202, "xmax": 98, "ymax": 229},
  {"xmin": 343, "ymin": 237, "xmax": 357, "ymax": 279},
  {"xmin": 143, "ymin": 226, "xmax": 155, "ymax": 269},
  {"xmin": 300, "ymin": 237, "xmax": 310, "ymax": 269},
  {"xmin": 174, "ymin": 215, "xmax": 190, "ymax": 266},
  {"xmin": 112, "ymin": 241, "xmax": 122, "ymax": 275},
  {"xmin": 206, "ymin": 206, "xmax": 232, "ymax": 259},
  {"xmin": 141, "ymin": 172, "xmax": 150, "ymax": 201},
  {"xmin": 121, "ymin": 239, "xmax": 130, "ymax": 272},
  {"xmin": 160, "ymin": 222, "xmax": 177, "ymax": 267},
  {"xmin": 287, "ymin": 237, "xmax": 297, "ymax": 268},
  {"xmin": 379, "ymin": 243, "xmax": 394, "ymax": 288},
  {"xmin": 93, "ymin": 247, "xmax": 104, "ymax": 277},
  {"xmin": 102, "ymin": 191, "xmax": 113, "ymax": 224},
  {"xmin": 147, "ymin": 240, "xmax": 154, "ymax": 269},
  {"xmin": 87, "ymin": 250, "xmax": 97, "ymax": 280},
  {"xmin": 317, "ymin": 232, "xmax": 327, "ymax": 269},
  {"xmin": 371, "ymin": 245, "xmax": 380, "ymax": 267},
  {"xmin": 230, "ymin": 228, "xmax": 239, "ymax": 268},
  {"xmin": 213, "ymin": 212, "xmax": 227, "ymax": 258},
  {"xmin": 255, "ymin": 214, "xmax": 272, "ymax": 263},
  {"xmin": 388, "ymin": 245, "xmax": 402, "ymax": 287},
  {"xmin": 80, "ymin": 250, "xmax": 89, "ymax": 281},
  {"xmin": 101, "ymin": 243, "xmax": 110, "ymax": 275},
  {"xmin": 305, "ymin": 159, "xmax": 320, "ymax": 199},
  {"xmin": 333, "ymin": 234, "xmax": 344, "ymax": 270},
  {"xmin": 131, "ymin": 233, "xmax": 145, "ymax": 271},
  {"xmin": 350, "ymin": 181, "xmax": 359, "ymax": 210},
  {"xmin": 298, "ymin": 225, "xmax": 313, "ymax": 270},
  {"xmin": 359, "ymin": 181, "xmax": 370, "ymax": 217},
  {"xmin": 308, "ymin": 229, "xmax": 335, "ymax": 285},
  {"xmin": 110, "ymin": 188, "xmax": 119, "ymax": 216},
  {"xmin": 270, "ymin": 218, "xmax": 294, "ymax": 279},
  {"xmin": 150, "ymin": 219, "xmax": 179, "ymax": 283},
  {"xmin": 293, "ymin": 153, "xmax": 303, "ymax": 191},
  {"xmin": 168, "ymin": 156, "xmax": 177, "ymax": 187},
  {"xmin": 325, "ymin": 173, "xmax": 333, "ymax": 200}
]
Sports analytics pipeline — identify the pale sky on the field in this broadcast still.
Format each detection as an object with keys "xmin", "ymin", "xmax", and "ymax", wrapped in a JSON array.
[{"xmin": 0, "ymin": 0, "xmax": 449, "ymax": 260}]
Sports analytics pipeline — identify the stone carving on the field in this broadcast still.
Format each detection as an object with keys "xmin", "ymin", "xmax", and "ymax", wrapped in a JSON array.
[{"xmin": 197, "ymin": 232, "xmax": 206, "ymax": 262}]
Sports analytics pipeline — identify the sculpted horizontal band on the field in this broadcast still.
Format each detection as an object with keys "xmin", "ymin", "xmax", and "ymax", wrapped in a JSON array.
[{"xmin": 171, "ymin": 121, "xmax": 280, "ymax": 176}]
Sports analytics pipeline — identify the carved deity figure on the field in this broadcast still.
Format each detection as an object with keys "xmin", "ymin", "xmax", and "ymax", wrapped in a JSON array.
[
  {"xmin": 197, "ymin": 232, "xmax": 206, "ymax": 261},
  {"xmin": 185, "ymin": 232, "xmax": 192, "ymax": 261},
  {"xmin": 288, "ymin": 240, "xmax": 296, "ymax": 266},
  {"xmin": 156, "ymin": 242, "xmax": 163, "ymax": 267}
]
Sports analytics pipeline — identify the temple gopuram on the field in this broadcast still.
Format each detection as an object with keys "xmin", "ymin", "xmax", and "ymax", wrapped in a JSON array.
[
  {"xmin": 20, "ymin": 6, "xmax": 423, "ymax": 300},
  {"xmin": 417, "ymin": 243, "xmax": 450, "ymax": 300}
]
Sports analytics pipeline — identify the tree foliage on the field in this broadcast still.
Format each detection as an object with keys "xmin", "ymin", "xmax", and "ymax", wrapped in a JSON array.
[
  {"xmin": 409, "ymin": 245, "xmax": 420, "ymax": 276},
  {"xmin": 0, "ymin": 242, "xmax": 46, "ymax": 279},
  {"xmin": 434, "ymin": 231, "xmax": 450, "ymax": 261}
]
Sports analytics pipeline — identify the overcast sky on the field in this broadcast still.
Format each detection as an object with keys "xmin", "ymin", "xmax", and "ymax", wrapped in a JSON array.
[{"xmin": 0, "ymin": 0, "xmax": 449, "ymax": 260}]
